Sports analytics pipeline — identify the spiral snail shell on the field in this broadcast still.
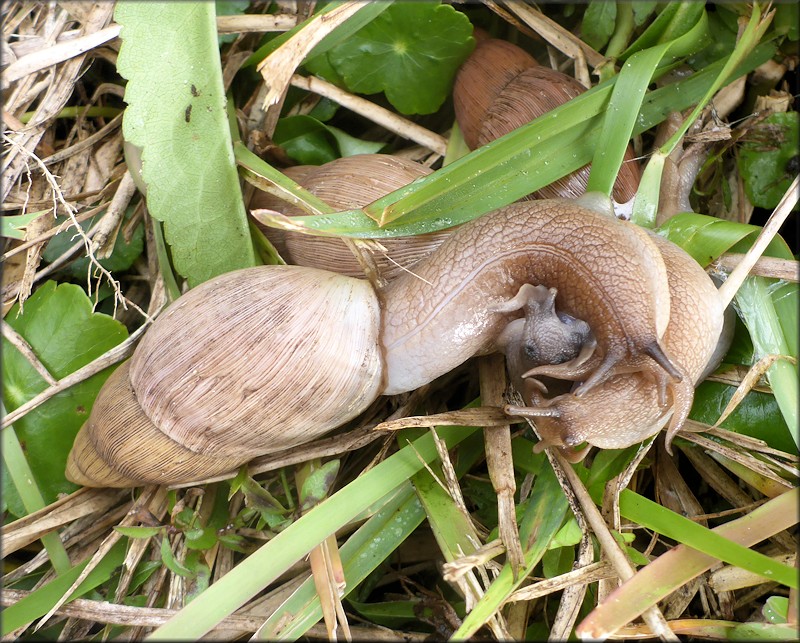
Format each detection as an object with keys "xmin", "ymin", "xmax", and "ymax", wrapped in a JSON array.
[
  {"xmin": 251, "ymin": 154, "xmax": 450, "ymax": 281},
  {"xmin": 453, "ymin": 37, "xmax": 641, "ymax": 202},
  {"xmin": 66, "ymin": 198, "xmax": 724, "ymax": 487}
]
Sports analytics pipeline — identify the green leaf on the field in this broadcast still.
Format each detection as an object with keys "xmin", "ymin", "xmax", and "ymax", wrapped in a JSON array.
[
  {"xmin": 273, "ymin": 115, "xmax": 339, "ymax": 165},
  {"xmin": 2, "ymin": 282, "xmax": 127, "ymax": 516},
  {"xmin": 324, "ymin": 2, "xmax": 475, "ymax": 115},
  {"xmin": 0, "ymin": 210, "xmax": 48, "ymax": 240},
  {"xmin": 272, "ymin": 115, "xmax": 385, "ymax": 165},
  {"xmin": 115, "ymin": 1, "xmax": 256, "ymax": 287},
  {"xmin": 327, "ymin": 125, "xmax": 385, "ymax": 157},
  {"xmin": 160, "ymin": 537, "xmax": 193, "ymax": 578},
  {"xmin": 42, "ymin": 212, "xmax": 144, "ymax": 277},
  {"xmin": 763, "ymin": 596, "xmax": 789, "ymax": 624},
  {"xmin": 114, "ymin": 526, "xmax": 164, "ymax": 539},
  {"xmin": 582, "ymin": 0, "xmax": 617, "ymax": 51},
  {"xmin": 298, "ymin": 460, "xmax": 340, "ymax": 511},
  {"xmin": 738, "ymin": 112, "xmax": 799, "ymax": 209},
  {"xmin": 631, "ymin": 1, "xmax": 657, "ymax": 27}
]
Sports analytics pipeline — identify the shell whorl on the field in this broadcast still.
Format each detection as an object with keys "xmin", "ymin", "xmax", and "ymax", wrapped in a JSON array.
[{"xmin": 68, "ymin": 266, "xmax": 383, "ymax": 486}]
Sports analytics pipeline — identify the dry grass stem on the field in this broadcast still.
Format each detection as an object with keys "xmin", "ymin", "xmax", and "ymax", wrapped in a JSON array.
[
  {"xmin": 507, "ymin": 561, "xmax": 614, "ymax": 603},
  {"xmin": 716, "ymin": 174, "xmax": 799, "ymax": 308},
  {"xmin": 551, "ymin": 450, "xmax": 680, "ymax": 642},
  {"xmin": 1, "ymin": 319, "xmax": 57, "ymax": 384},
  {"xmin": 713, "ymin": 353, "xmax": 797, "ymax": 427},
  {"xmin": 1, "ymin": 320, "xmax": 151, "ymax": 429},
  {"xmin": 373, "ymin": 407, "xmax": 510, "ymax": 432},
  {"xmin": 3, "ymin": 487, "xmax": 126, "ymax": 555},
  {"xmin": 713, "ymin": 253, "xmax": 799, "ymax": 283},
  {"xmin": 256, "ymin": 2, "xmax": 366, "ymax": 135},
  {"xmin": 2, "ymin": 24, "xmax": 120, "ymax": 87},
  {"xmin": 215, "ymin": 14, "xmax": 298, "ymax": 34},
  {"xmin": 290, "ymin": 74, "xmax": 448, "ymax": 156}
]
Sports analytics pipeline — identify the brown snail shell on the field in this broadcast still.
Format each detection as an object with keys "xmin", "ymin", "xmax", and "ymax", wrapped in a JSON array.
[
  {"xmin": 251, "ymin": 154, "xmax": 450, "ymax": 280},
  {"xmin": 453, "ymin": 38, "xmax": 641, "ymax": 203}
]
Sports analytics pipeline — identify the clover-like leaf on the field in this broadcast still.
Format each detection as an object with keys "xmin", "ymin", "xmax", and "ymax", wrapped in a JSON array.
[
  {"xmin": 322, "ymin": 2, "xmax": 474, "ymax": 115},
  {"xmin": 2, "ymin": 282, "xmax": 128, "ymax": 516}
]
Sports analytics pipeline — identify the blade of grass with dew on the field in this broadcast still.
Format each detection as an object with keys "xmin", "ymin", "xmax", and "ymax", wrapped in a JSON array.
[
  {"xmin": 619, "ymin": 0, "xmax": 707, "ymax": 61},
  {"xmin": 586, "ymin": 11, "xmax": 709, "ymax": 197},
  {"xmin": 632, "ymin": 3, "xmax": 774, "ymax": 227},
  {"xmin": 148, "ymin": 425, "xmax": 479, "ymax": 640},
  {"xmin": 1, "ymin": 413, "xmax": 70, "ymax": 575},
  {"xmin": 1, "ymin": 539, "xmax": 126, "ymax": 635},
  {"xmin": 453, "ymin": 459, "xmax": 569, "ymax": 639},
  {"xmin": 615, "ymin": 489, "xmax": 797, "ymax": 587},
  {"xmin": 256, "ymin": 484, "xmax": 424, "ymax": 640},
  {"xmin": 577, "ymin": 488, "xmax": 799, "ymax": 638},
  {"xmin": 255, "ymin": 42, "xmax": 775, "ymax": 238}
]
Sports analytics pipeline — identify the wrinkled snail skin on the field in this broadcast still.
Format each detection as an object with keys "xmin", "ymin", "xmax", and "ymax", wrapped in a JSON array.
[
  {"xmin": 379, "ymin": 199, "xmax": 678, "ymax": 395},
  {"xmin": 509, "ymin": 231, "xmax": 725, "ymax": 457},
  {"xmin": 66, "ymin": 199, "xmax": 708, "ymax": 488}
]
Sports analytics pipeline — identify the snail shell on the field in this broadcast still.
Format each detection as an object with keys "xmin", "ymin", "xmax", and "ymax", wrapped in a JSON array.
[
  {"xmin": 453, "ymin": 38, "xmax": 641, "ymax": 202},
  {"xmin": 251, "ymin": 154, "xmax": 450, "ymax": 280},
  {"xmin": 66, "ymin": 199, "xmax": 718, "ymax": 487}
]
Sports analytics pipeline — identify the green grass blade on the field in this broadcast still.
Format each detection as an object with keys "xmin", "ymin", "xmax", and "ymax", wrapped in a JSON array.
[
  {"xmin": 618, "ymin": 490, "xmax": 797, "ymax": 587},
  {"xmin": 148, "ymin": 426, "xmax": 479, "ymax": 640},
  {"xmin": 1, "ymin": 417, "xmax": 70, "ymax": 575},
  {"xmin": 256, "ymin": 484, "xmax": 425, "ymax": 640},
  {"xmin": 255, "ymin": 43, "xmax": 775, "ymax": 239},
  {"xmin": 579, "ymin": 489, "xmax": 798, "ymax": 637},
  {"xmin": 453, "ymin": 460, "xmax": 569, "ymax": 639},
  {"xmin": 586, "ymin": 45, "xmax": 669, "ymax": 197},
  {"xmin": 2, "ymin": 540, "xmax": 126, "ymax": 635}
]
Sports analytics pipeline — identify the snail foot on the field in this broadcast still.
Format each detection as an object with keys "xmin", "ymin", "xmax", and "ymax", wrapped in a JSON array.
[{"xmin": 663, "ymin": 373, "xmax": 696, "ymax": 454}]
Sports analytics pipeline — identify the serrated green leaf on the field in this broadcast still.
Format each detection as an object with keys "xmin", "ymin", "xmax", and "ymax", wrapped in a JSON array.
[
  {"xmin": 738, "ymin": 112, "xmax": 799, "ymax": 209},
  {"xmin": 115, "ymin": 1, "xmax": 256, "ymax": 287},
  {"xmin": 2, "ymin": 282, "xmax": 127, "ymax": 516},
  {"xmin": 582, "ymin": 0, "xmax": 616, "ymax": 51},
  {"xmin": 325, "ymin": 2, "xmax": 474, "ymax": 115}
]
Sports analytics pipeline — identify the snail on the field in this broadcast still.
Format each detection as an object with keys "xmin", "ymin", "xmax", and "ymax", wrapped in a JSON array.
[
  {"xmin": 65, "ymin": 198, "xmax": 724, "ymax": 487},
  {"xmin": 251, "ymin": 154, "xmax": 451, "ymax": 280},
  {"xmin": 453, "ymin": 37, "xmax": 641, "ymax": 203}
]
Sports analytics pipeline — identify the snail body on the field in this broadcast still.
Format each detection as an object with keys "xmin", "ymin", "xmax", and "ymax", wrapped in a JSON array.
[{"xmin": 66, "ymin": 199, "xmax": 720, "ymax": 487}]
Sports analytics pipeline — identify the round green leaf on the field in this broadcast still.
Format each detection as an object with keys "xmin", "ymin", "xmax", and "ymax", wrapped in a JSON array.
[
  {"xmin": 326, "ymin": 2, "xmax": 475, "ymax": 115},
  {"xmin": 2, "ymin": 282, "xmax": 128, "ymax": 515}
]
